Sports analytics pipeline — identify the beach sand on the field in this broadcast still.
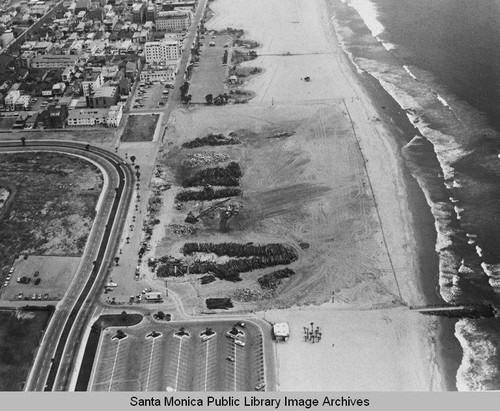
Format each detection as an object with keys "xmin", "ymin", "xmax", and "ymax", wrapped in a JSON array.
[{"xmin": 203, "ymin": 0, "xmax": 443, "ymax": 391}]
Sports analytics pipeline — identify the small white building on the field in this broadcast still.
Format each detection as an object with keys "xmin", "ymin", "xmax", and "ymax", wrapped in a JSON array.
[
  {"xmin": 145, "ymin": 292, "xmax": 162, "ymax": 302},
  {"xmin": 273, "ymin": 322, "xmax": 290, "ymax": 342},
  {"xmin": 5, "ymin": 90, "xmax": 20, "ymax": 111}
]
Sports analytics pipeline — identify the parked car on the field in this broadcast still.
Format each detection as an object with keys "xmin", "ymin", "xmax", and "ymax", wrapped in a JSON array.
[
  {"xmin": 234, "ymin": 340, "xmax": 245, "ymax": 347},
  {"xmin": 34, "ymin": 278, "xmax": 41, "ymax": 285}
]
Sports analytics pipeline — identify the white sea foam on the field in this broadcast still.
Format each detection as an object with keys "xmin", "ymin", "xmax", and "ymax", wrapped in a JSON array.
[
  {"xmin": 380, "ymin": 40, "xmax": 396, "ymax": 51},
  {"xmin": 480, "ymin": 262, "xmax": 500, "ymax": 291},
  {"xmin": 455, "ymin": 319, "xmax": 500, "ymax": 391},
  {"xmin": 403, "ymin": 65, "xmax": 418, "ymax": 80},
  {"xmin": 344, "ymin": 0, "xmax": 385, "ymax": 37},
  {"xmin": 436, "ymin": 93, "xmax": 450, "ymax": 107},
  {"xmin": 476, "ymin": 246, "xmax": 483, "ymax": 257}
]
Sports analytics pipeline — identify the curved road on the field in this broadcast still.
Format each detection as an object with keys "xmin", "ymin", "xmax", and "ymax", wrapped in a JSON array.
[{"xmin": 0, "ymin": 140, "xmax": 134, "ymax": 391}]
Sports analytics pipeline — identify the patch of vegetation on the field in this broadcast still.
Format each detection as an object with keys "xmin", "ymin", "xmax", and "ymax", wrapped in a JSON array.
[
  {"xmin": 182, "ymin": 242, "xmax": 297, "ymax": 258},
  {"xmin": 182, "ymin": 133, "xmax": 240, "ymax": 149},
  {"xmin": 121, "ymin": 114, "xmax": 159, "ymax": 142},
  {"xmin": 0, "ymin": 307, "xmax": 53, "ymax": 391},
  {"xmin": 206, "ymin": 298, "xmax": 233, "ymax": 310},
  {"xmin": 258, "ymin": 268, "xmax": 296, "ymax": 293},
  {"xmin": 231, "ymin": 49, "xmax": 258, "ymax": 65},
  {"xmin": 175, "ymin": 187, "xmax": 241, "ymax": 202},
  {"xmin": 0, "ymin": 153, "xmax": 102, "ymax": 277},
  {"xmin": 181, "ymin": 162, "xmax": 242, "ymax": 188},
  {"xmin": 200, "ymin": 274, "xmax": 216, "ymax": 285}
]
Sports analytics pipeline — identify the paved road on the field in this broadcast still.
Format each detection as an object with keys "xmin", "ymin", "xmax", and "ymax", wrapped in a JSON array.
[{"xmin": 0, "ymin": 140, "xmax": 134, "ymax": 391}]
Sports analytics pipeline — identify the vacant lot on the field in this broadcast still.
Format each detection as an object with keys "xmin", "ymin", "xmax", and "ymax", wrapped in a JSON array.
[
  {"xmin": 0, "ymin": 152, "xmax": 102, "ymax": 280},
  {"xmin": 121, "ymin": 114, "xmax": 160, "ymax": 142},
  {"xmin": 0, "ymin": 307, "xmax": 53, "ymax": 391}
]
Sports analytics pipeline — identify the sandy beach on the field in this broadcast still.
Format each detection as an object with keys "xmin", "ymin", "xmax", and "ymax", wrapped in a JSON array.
[{"xmin": 200, "ymin": 0, "xmax": 443, "ymax": 391}]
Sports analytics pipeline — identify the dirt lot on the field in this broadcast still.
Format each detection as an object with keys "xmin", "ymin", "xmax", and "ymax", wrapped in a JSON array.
[
  {"xmin": 0, "ymin": 307, "xmax": 52, "ymax": 391},
  {"xmin": 153, "ymin": 102, "xmax": 398, "ymax": 312},
  {"xmin": 1, "ymin": 255, "xmax": 80, "ymax": 302},
  {"xmin": 0, "ymin": 152, "xmax": 102, "ymax": 281},
  {"xmin": 121, "ymin": 114, "xmax": 160, "ymax": 142},
  {"xmin": 189, "ymin": 34, "xmax": 232, "ymax": 103}
]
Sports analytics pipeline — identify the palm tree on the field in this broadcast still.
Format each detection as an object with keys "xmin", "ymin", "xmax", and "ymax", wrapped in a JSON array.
[
  {"xmin": 130, "ymin": 155, "xmax": 136, "ymax": 164},
  {"xmin": 20, "ymin": 137, "xmax": 26, "ymax": 146},
  {"xmin": 114, "ymin": 257, "xmax": 120, "ymax": 266}
]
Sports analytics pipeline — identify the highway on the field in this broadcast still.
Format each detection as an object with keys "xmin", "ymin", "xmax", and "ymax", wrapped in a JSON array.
[{"xmin": 0, "ymin": 140, "xmax": 134, "ymax": 391}]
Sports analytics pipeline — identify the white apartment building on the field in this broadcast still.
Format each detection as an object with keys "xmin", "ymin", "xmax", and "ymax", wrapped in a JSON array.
[
  {"xmin": 67, "ymin": 108, "xmax": 109, "ymax": 127},
  {"xmin": 139, "ymin": 65, "xmax": 176, "ymax": 83},
  {"xmin": 144, "ymin": 39, "xmax": 180, "ymax": 64},
  {"xmin": 155, "ymin": 11, "xmax": 192, "ymax": 31}
]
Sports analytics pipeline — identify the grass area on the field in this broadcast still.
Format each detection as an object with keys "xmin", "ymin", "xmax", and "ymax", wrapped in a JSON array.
[
  {"xmin": 121, "ymin": 115, "xmax": 159, "ymax": 142},
  {"xmin": 0, "ymin": 128, "xmax": 115, "ymax": 144},
  {"xmin": 0, "ymin": 152, "xmax": 103, "ymax": 278},
  {"xmin": 0, "ymin": 307, "xmax": 53, "ymax": 391}
]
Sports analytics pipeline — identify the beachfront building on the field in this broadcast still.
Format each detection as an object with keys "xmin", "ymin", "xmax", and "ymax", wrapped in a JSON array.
[
  {"xmin": 144, "ymin": 39, "xmax": 180, "ymax": 64},
  {"xmin": 155, "ymin": 11, "xmax": 192, "ymax": 31}
]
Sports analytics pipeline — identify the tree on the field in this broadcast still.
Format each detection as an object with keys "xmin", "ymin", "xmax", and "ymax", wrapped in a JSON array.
[
  {"xmin": 114, "ymin": 257, "xmax": 120, "ymax": 266},
  {"xmin": 85, "ymin": 144, "xmax": 90, "ymax": 151},
  {"xmin": 20, "ymin": 137, "xmax": 25, "ymax": 146},
  {"xmin": 205, "ymin": 94, "xmax": 213, "ymax": 105},
  {"xmin": 157, "ymin": 311, "xmax": 165, "ymax": 320},
  {"xmin": 126, "ymin": 236, "xmax": 130, "ymax": 244},
  {"xmin": 130, "ymin": 155, "xmax": 136, "ymax": 164}
]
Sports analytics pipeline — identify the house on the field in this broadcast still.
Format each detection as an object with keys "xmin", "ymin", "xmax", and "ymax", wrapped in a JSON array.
[
  {"xmin": 144, "ymin": 292, "xmax": 162, "ymax": 302},
  {"xmin": 5, "ymin": 89, "xmax": 20, "ymax": 111},
  {"xmin": 14, "ymin": 95, "xmax": 31, "ymax": 111}
]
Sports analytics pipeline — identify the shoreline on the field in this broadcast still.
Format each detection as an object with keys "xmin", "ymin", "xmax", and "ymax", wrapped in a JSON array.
[
  {"xmin": 206, "ymin": 0, "xmax": 447, "ymax": 390},
  {"xmin": 325, "ymin": 0, "xmax": 461, "ymax": 391}
]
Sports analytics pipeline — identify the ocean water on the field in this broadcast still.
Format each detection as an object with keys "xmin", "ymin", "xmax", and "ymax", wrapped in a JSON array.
[{"xmin": 329, "ymin": 0, "xmax": 500, "ymax": 390}]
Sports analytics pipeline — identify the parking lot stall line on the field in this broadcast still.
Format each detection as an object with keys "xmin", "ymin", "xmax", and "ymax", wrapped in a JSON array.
[{"xmin": 107, "ymin": 339, "xmax": 122, "ymax": 392}]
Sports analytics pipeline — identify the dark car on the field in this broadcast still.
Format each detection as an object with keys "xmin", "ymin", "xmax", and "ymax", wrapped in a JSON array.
[
  {"xmin": 34, "ymin": 271, "xmax": 39, "ymax": 277},
  {"xmin": 25, "ymin": 277, "xmax": 31, "ymax": 284},
  {"xmin": 34, "ymin": 278, "xmax": 41, "ymax": 285}
]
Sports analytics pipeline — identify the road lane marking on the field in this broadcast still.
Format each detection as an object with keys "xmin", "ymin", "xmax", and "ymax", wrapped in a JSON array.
[
  {"xmin": 108, "ymin": 340, "xmax": 121, "ymax": 392},
  {"xmin": 145, "ymin": 339, "xmax": 155, "ymax": 391}
]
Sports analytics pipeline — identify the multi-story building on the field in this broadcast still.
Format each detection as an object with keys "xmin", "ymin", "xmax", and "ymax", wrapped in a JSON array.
[
  {"xmin": 146, "ymin": 6, "xmax": 155, "ymax": 22},
  {"xmin": 82, "ymin": 72, "xmax": 104, "ymax": 97},
  {"xmin": 132, "ymin": 3, "xmax": 146, "ymax": 24},
  {"xmin": 0, "ymin": 30, "xmax": 15, "ymax": 49},
  {"xmin": 155, "ymin": 10, "xmax": 192, "ymax": 31},
  {"xmin": 5, "ymin": 90, "xmax": 20, "ymax": 111},
  {"xmin": 31, "ymin": 55, "xmax": 79, "ymax": 70},
  {"xmin": 67, "ymin": 108, "xmax": 109, "ymax": 127},
  {"xmin": 144, "ymin": 39, "xmax": 180, "ymax": 63},
  {"xmin": 88, "ymin": 85, "xmax": 119, "ymax": 108},
  {"xmin": 106, "ymin": 104, "xmax": 123, "ymax": 127},
  {"xmin": 139, "ymin": 64, "xmax": 176, "ymax": 83}
]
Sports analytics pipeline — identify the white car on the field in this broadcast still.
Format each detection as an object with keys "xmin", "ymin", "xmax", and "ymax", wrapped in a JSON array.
[
  {"xmin": 9, "ymin": 267, "xmax": 14, "ymax": 274},
  {"xmin": 234, "ymin": 340, "xmax": 245, "ymax": 347}
]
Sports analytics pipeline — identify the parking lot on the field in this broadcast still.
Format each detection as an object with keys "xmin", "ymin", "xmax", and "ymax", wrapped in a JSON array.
[
  {"xmin": 131, "ymin": 82, "xmax": 170, "ymax": 111},
  {"xmin": 189, "ymin": 34, "xmax": 232, "ymax": 103},
  {"xmin": 89, "ymin": 319, "xmax": 267, "ymax": 391},
  {"xmin": 0, "ymin": 255, "xmax": 81, "ymax": 302}
]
